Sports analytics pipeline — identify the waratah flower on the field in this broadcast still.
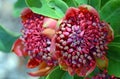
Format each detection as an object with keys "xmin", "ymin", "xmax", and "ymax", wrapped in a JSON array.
[
  {"xmin": 85, "ymin": 70, "xmax": 118, "ymax": 79},
  {"xmin": 12, "ymin": 8, "xmax": 58, "ymax": 76},
  {"xmin": 54, "ymin": 5, "xmax": 114, "ymax": 76}
]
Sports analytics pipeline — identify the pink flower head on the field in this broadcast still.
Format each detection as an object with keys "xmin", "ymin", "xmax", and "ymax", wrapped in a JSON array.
[
  {"xmin": 12, "ymin": 8, "xmax": 58, "ymax": 76},
  {"xmin": 55, "ymin": 5, "xmax": 114, "ymax": 76}
]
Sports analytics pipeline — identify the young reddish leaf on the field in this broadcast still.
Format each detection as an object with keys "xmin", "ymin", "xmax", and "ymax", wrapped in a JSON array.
[
  {"xmin": 12, "ymin": 39, "xmax": 27, "ymax": 56},
  {"xmin": 28, "ymin": 61, "xmax": 54, "ymax": 76},
  {"xmin": 28, "ymin": 66, "xmax": 53, "ymax": 76},
  {"xmin": 27, "ymin": 58, "xmax": 41, "ymax": 68}
]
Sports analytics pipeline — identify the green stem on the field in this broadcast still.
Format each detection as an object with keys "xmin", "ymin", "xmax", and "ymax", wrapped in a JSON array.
[{"xmin": 99, "ymin": 0, "xmax": 101, "ymax": 11}]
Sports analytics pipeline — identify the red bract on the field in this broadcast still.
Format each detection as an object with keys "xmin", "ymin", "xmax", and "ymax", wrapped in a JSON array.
[
  {"xmin": 12, "ymin": 8, "xmax": 58, "ymax": 76},
  {"xmin": 55, "ymin": 5, "xmax": 113, "ymax": 76},
  {"xmin": 12, "ymin": 38, "xmax": 27, "ymax": 56}
]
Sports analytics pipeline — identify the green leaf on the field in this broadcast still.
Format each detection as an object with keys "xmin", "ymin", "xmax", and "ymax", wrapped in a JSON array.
[
  {"xmin": 107, "ymin": 57, "xmax": 120, "ymax": 77},
  {"xmin": 0, "ymin": 25, "xmax": 20, "ymax": 52},
  {"xmin": 86, "ymin": 67, "xmax": 100, "ymax": 78},
  {"xmin": 108, "ymin": 42, "xmax": 120, "ymax": 47},
  {"xmin": 48, "ymin": 0, "xmax": 68, "ymax": 18},
  {"xmin": 13, "ymin": 0, "xmax": 27, "ymax": 17},
  {"xmin": 73, "ymin": 75, "xmax": 83, "ymax": 79},
  {"xmin": 46, "ymin": 66, "xmax": 65, "ymax": 79},
  {"xmin": 107, "ymin": 44, "xmax": 120, "ymax": 62},
  {"xmin": 100, "ymin": 0, "xmax": 120, "ymax": 35},
  {"xmin": 63, "ymin": 0, "xmax": 78, "ymax": 7},
  {"xmin": 107, "ymin": 34, "xmax": 120, "ymax": 77},
  {"xmin": 108, "ymin": 35, "xmax": 120, "ymax": 46},
  {"xmin": 48, "ymin": 0, "xmax": 68, "ymax": 13},
  {"xmin": 88, "ymin": 0, "xmax": 101, "ymax": 11},
  {"xmin": 105, "ymin": 8, "xmax": 120, "ymax": 35},
  {"xmin": 25, "ymin": 0, "xmax": 68, "ymax": 19},
  {"xmin": 100, "ymin": 0, "xmax": 120, "ymax": 19},
  {"xmin": 0, "ymin": 40, "xmax": 5, "ymax": 51},
  {"xmin": 113, "ymin": 35, "xmax": 120, "ymax": 43},
  {"xmin": 39, "ymin": 76, "xmax": 46, "ymax": 79},
  {"xmin": 62, "ymin": 72, "xmax": 73, "ymax": 79},
  {"xmin": 75, "ymin": 0, "xmax": 88, "ymax": 6},
  {"xmin": 101, "ymin": 0, "xmax": 110, "ymax": 8}
]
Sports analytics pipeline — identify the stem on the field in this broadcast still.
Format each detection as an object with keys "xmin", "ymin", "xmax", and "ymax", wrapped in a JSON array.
[{"xmin": 99, "ymin": 0, "xmax": 101, "ymax": 11}]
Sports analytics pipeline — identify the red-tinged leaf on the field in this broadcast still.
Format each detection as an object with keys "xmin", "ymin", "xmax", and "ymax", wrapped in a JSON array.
[
  {"xmin": 28, "ymin": 62, "xmax": 54, "ymax": 76},
  {"xmin": 28, "ymin": 66, "xmax": 53, "ymax": 77},
  {"xmin": 12, "ymin": 39, "xmax": 27, "ymax": 56},
  {"xmin": 38, "ymin": 61, "xmax": 48, "ymax": 69},
  {"xmin": 95, "ymin": 55, "xmax": 108, "ymax": 70},
  {"xmin": 27, "ymin": 58, "xmax": 41, "ymax": 68}
]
